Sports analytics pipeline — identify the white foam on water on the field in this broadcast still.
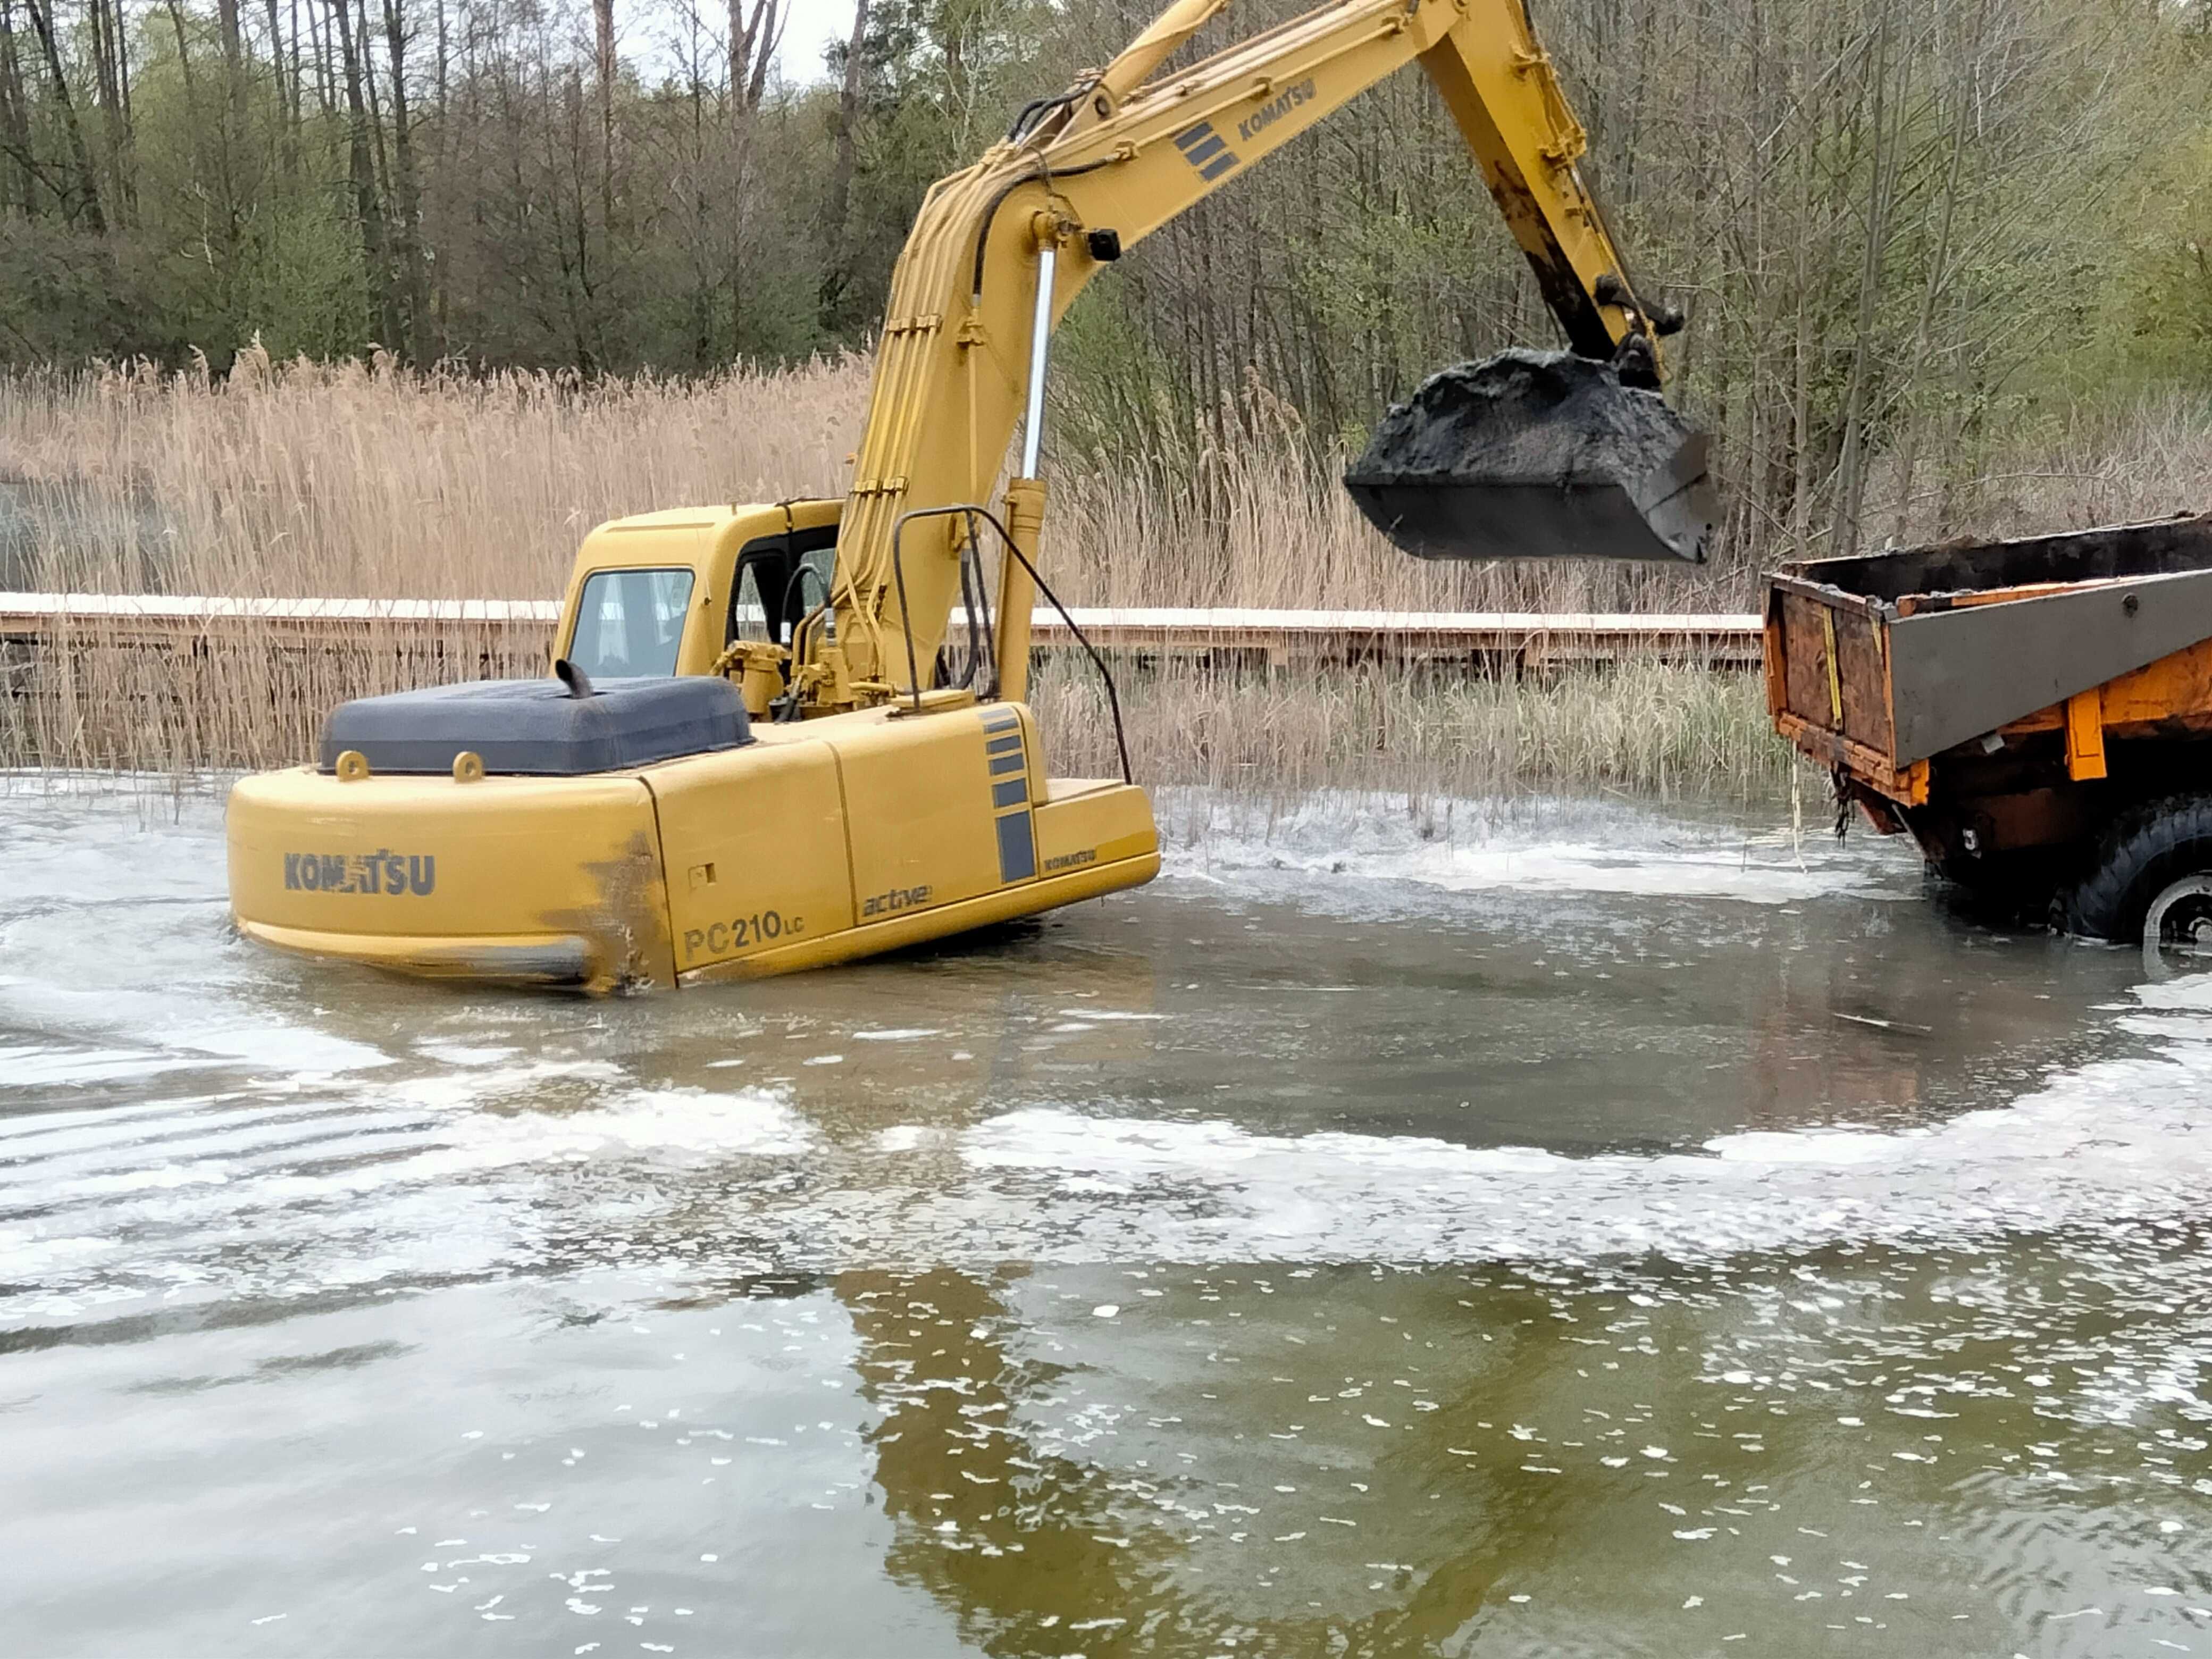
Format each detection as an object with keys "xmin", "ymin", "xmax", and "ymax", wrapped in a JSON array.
[
  {"xmin": 0, "ymin": 1061, "xmax": 812, "ymax": 1321},
  {"xmin": 414, "ymin": 1041, "xmax": 523, "ymax": 1067},
  {"xmin": 0, "ymin": 1041, "xmax": 221, "ymax": 1088},
  {"xmin": 874, "ymin": 1125, "xmax": 953, "ymax": 1155},
  {"xmin": 1318, "ymin": 842, "xmax": 1858, "ymax": 905},
  {"xmin": 246, "ymin": 1082, "xmax": 814, "ymax": 1197},
  {"xmin": 0, "ymin": 1230, "xmax": 119, "ymax": 1278},
  {"xmin": 477, "ymin": 1084, "xmax": 813, "ymax": 1161},
  {"xmin": 948, "ymin": 975, "xmax": 2212, "ymax": 1264},
  {"xmin": 1161, "ymin": 788, "xmax": 1902, "ymax": 908},
  {"xmin": 161, "ymin": 1069, "xmax": 803, "ymax": 1202}
]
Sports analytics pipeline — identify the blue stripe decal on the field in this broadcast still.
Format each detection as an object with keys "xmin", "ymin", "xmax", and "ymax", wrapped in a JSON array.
[
  {"xmin": 1173, "ymin": 123, "xmax": 1214, "ymax": 152},
  {"xmin": 996, "ymin": 810, "xmax": 1036, "ymax": 882},
  {"xmin": 986, "ymin": 733, "xmax": 1024, "ymax": 754},
  {"xmin": 992, "ymin": 777, "xmax": 1028, "ymax": 809},
  {"xmin": 1199, "ymin": 152, "xmax": 1237, "ymax": 181},
  {"xmin": 1184, "ymin": 134, "xmax": 1225, "ymax": 167},
  {"xmin": 989, "ymin": 751, "xmax": 1026, "ymax": 776}
]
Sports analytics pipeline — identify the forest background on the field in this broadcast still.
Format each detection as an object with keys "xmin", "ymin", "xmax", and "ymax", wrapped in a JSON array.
[{"xmin": 2, "ymin": 0, "xmax": 2211, "ymax": 589}]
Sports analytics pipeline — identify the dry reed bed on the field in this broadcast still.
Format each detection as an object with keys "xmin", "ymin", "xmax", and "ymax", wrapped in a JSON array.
[
  {"xmin": 1033, "ymin": 656, "xmax": 1794, "ymax": 805},
  {"xmin": 0, "ymin": 620, "xmax": 552, "ymax": 774},
  {"xmin": 3, "ymin": 610, "xmax": 1791, "ymax": 805},
  {"xmin": 5, "ymin": 355, "xmax": 2204, "ymax": 790},
  {"xmin": 0, "ymin": 350, "xmax": 1740, "ymax": 612},
  {"xmin": 7, "ymin": 354, "xmax": 2207, "ymax": 609},
  {"xmin": 0, "ymin": 350, "xmax": 872, "ymax": 599}
]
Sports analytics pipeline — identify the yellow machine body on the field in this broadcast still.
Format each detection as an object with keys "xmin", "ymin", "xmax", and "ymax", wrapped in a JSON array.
[
  {"xmin": 229, "ymin": 502, "xmax": 1159, "ymax": 991},
  {"xmin": 228, "ymin": 0, "xmax": 1683, "ymax": 991}
]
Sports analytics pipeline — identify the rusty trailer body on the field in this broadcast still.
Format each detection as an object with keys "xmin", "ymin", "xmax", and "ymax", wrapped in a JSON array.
[{"xmin": 1767, "ymin": 512, "xmax": 2212, "ymax": 945}]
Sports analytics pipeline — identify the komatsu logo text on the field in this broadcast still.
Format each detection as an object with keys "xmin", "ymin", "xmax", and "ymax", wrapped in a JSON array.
[
  {"xmin": 862, "ymin": 884, "xmax": 933, "ymax": 917},
  {"xmin": 284, "ymin": 850, "xmax": 436, "ymax": 895},
  {"xmin": 1236, "ymin": 79, "xmax": 1316, "ymax": 143}
]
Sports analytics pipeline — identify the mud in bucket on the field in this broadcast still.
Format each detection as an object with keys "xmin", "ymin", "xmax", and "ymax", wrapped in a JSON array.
[{"xmin": 1344, "ymin": 349, "xmax": 1717, "ymax": 565}]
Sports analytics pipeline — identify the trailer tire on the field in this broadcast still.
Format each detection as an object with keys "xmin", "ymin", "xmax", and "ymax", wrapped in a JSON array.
[
  {"xmin": 1928, "ymin": 850, "xmax": 2062, "ymax": 927},
  {"xmin": 2056, "ymin": 795, "xmax": 2212, "ymax": 943}
]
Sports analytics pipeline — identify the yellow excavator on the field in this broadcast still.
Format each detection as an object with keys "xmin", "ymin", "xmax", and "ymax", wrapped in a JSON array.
[{"xmin": 225, "ymin": 0, "xmax": 1714, "ymax": 992}]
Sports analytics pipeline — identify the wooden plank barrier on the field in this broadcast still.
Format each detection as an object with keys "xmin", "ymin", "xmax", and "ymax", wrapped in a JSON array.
[
  {"xmin": 0, "ymin": 593, "xmax": 1763, "ymax": 772},
  {"xmin": 0, "ymin": 593, "xmax": 1764, "ymax": 667}
]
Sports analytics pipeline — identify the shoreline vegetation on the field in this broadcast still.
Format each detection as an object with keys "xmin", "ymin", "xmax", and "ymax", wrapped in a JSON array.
[{"xmin": 2, "ymin": 355, "xmax": 2208, "ymax": 794}]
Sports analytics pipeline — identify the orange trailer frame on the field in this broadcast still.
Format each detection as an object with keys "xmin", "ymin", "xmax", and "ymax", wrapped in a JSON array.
[{"xmin": 1766, "ymin": 513, "xmax": 2212, "ymax": 932}]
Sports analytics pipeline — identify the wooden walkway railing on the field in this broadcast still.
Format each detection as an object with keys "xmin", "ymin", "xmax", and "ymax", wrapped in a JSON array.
[{"xmin": 0, "ymin": 593, "xmax": 1764, "ymax": 669}]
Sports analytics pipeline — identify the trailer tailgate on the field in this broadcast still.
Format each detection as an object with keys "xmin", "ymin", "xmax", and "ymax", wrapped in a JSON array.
[{"xmin": 1765, "ymin": 577, "xmax": 1911, "ymax": 789}]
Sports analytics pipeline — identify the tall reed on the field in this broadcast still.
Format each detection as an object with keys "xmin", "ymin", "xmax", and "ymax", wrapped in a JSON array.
[
  {"xmin": 9, "ymin": 353, "xmax": 2203, "ymax": 613},
  {"xmin": 1029, "ymin": 656, "xmax": 1795, "ymax": 807},
  {"xmin": 0, "ymin": 349, "xmax": 870, "ymax": 599},
  {"xmin": 0, "ymin": 350, "xmax": 1740, "ymax": 612},
  {"xmin": 0, "ymin": 616, "xmax": 551, "ymax": 774}
]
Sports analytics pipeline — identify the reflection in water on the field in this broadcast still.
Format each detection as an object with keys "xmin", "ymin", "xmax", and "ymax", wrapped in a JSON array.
[
  {"xmin": 838, "ymin": 1255, "xmax": 2212, "ymax": 1658},
  {"xmin": 2, "ymin": 787, "xmax": 2210, "ymax": 1656}
]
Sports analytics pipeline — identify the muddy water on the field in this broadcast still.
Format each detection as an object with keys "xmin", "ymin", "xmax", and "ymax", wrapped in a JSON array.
[{"xmin": 4, "ymin": 786, "xmax": 2210, "ymax": 1657}]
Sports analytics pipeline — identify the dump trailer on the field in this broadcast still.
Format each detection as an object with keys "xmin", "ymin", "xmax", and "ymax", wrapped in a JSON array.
[{"xmin": 1769, "ymin": 511, "xmax": 2212, "ymax": 956}]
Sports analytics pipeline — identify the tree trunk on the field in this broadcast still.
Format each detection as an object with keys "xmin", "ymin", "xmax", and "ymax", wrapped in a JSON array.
[
  {"xmin": 1832, "ymin": 13, "xmax": 1899, "ymax": 560},
  {"xmin": 745, "ymin": 2, "xmax": 776, "ymax": 108},
  {"xmin": 594, "ymin": 0, "xmax": 614, "ymax": 239},
  {"xmin": 0, "ymin": 2, "xmax": 32, "ymax": 217},
  {"xmin": 86, "ymin": 0, "xmax": 127, "ymax": 223},
  {"xmin": 267, "ymin": 0, "xmax": 297, "ymax": 179},
  {"xmin": 384, "ymin": 0, "xmax": 431, "ymax": 358},
  {"xmin": 304, "ymin": 0, "xmax": 334, "ymax": 116},
  {"xmin": 216, "ymin": 0, "xmax": 245, "ymax": 216},
  {"xmin": 21, "ymin": 0, "xmax": 104, "ymax": 232},
  {"xmin": 331, "ymin": 0, "xmax": 400, "ymax": 350},
  {"xmin": 817, "ymin": 0, "xmax": 869, "ymax": 330}
]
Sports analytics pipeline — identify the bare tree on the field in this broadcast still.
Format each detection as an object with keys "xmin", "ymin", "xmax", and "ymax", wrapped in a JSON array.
[
  {"xmin": 331, "ymin": 0, "xmax": 399, "ymax": 348},
  {"xmin": 20, "ymin": 0, "xmax": 102, "ymax": 230},
  {"xmin": 818, "ymin": 0, "xmax": 870, "ymax": 331},
  {"xmin": 384, "ymin": 0, "xmax": 431, "ymax": 357}
]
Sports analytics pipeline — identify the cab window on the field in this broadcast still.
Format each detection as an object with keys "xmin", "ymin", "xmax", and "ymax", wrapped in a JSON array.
[
  {"xmin": 727, "ymin": 527, "xmax": 838, "ymax": 649},
  {"xmin": 729, "ymin": 560, "xmax": 778, "ymax": 644},
  {"xmin": 568, "ymin": 567, "xmax": 694, "ymax": 678}
]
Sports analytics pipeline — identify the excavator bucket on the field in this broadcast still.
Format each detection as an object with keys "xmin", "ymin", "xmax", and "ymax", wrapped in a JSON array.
[{"xmin": 1344, "ymin": 349, "xmax": 1717, "ymax": 565}]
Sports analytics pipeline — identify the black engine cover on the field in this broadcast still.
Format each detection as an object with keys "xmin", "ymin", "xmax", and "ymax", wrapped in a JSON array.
[{"xmin": 317, "ymin": 676, "xmax": 751, "ymax": 776}]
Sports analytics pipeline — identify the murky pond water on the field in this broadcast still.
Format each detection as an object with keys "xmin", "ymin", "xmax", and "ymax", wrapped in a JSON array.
[{"xmin": 4, "ymin": 785, "xmax": 2211, "ymax": 1657}]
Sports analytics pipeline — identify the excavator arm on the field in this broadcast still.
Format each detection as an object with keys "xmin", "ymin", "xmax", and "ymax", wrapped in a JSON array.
[{"xmin": 802, "ymin": 0, "xmax": 1698, "ymax": 707}]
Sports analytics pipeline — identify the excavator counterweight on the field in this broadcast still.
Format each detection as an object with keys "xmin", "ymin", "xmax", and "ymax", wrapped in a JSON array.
[{"xmin": 1345, "ymin": 350, "xmax": 1717, "ymax": 565}]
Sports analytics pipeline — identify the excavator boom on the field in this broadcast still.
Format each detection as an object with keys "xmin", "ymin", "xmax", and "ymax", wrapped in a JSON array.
[{"xmin": 813, "ymin": 0, "xmax": 1715, "ymax": 706}]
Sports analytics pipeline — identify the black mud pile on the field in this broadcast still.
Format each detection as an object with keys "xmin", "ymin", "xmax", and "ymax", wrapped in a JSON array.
[{"xmin": 1344, "ymin": 348, "xmax": 1714, "ymax": 564}]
